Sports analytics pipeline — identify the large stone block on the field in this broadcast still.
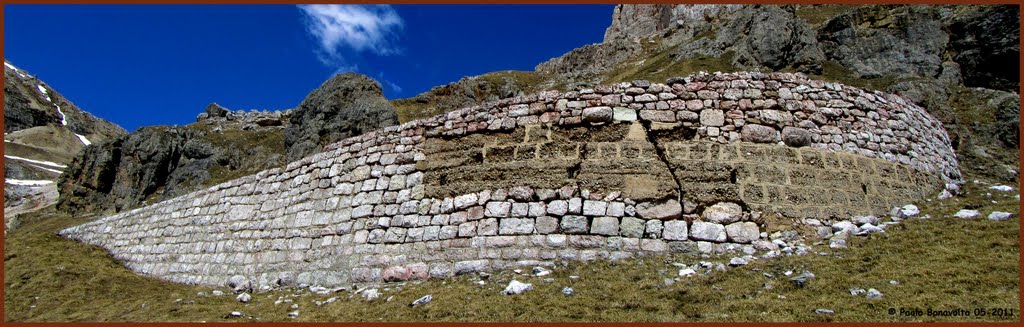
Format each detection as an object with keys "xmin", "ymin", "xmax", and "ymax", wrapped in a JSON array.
[
  {"xmin": 700, "ymin": 109, "xmax": 725, "ymax": 126},
  {"xmin": 636, "ymin": 199, "xmax": 682, "ymax": 220},
  {"xmin": 663, "ymin": 220, "xmax": 688, "ymax": 241},
  {"xmin": 620, "ymin": 217, "xmax": 645, "ymax": 238},
  {"xmin": 561, "ymin": 215, "xmax": 589, "ymax": 234},
  {"xmin": 590, "ymin": 216, "xmax": 620, "ymax": 236},
  {"xmin": 690, "ymin": 221, "xmax": 726, "ymax": 242},
  {"xmin": 725, "ymin": 222, "xmax": 759, "ymax": 243}
]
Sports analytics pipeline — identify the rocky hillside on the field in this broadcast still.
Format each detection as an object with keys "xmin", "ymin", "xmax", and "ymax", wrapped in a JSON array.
[
  {"xmin": 395, "ymin": 4, "xmax": 1019, "ymax": 182},
  {"xmin": 57, "ymin": 72, "xmax": 398, "ymax": 215},
  {"xmin": 56, "ymin": 105, "xmax": 290, "ymax": 215},
  {"xmin": 4, "ymin": 61, "xmax": 127, "ymax": 230},
  {"xmin": 285, "ymin": 72, "xmax": 398, "ymax": 162}
]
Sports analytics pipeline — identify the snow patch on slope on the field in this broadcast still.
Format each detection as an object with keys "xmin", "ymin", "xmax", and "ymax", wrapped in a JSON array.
[
  {"xmin": 5, "ymin": 61, "xmax": 27, "ymax": 78},
  {"xmin": 35, "ymin": 84, "xmax": 69, "ymax": 125},
  {"xmin": 56, "ymin": 104, "xmax": 68, "ymax": 126},
  {"xmin": 4, "ymin": 155, "xmax": 68, "ymax": 168},
  {"xmin": 27, "ymin": 164, "xmax": 64, "ymax": 174},
  {"xmin": 5, "ymin": 179, "xmax": 54, "ymax": 186},
  {"xmin": 75, "ymin": 133, "xmax": 91, "ymax": 146}
]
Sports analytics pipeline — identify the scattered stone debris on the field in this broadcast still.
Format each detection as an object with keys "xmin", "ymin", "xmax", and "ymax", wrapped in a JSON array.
[
  {"xmin": 856, "ymin": 223, "xmax": 884, "ymax": 235},
  {"xmin": 866, "ymin": 288, "xmax": 883, "ymax": 300},
  {"xmin": 236, "ymin": 293, "xmax": 252, "ymax": 303},
  {"xmin": 562, "ymin": 287, "xmax": 574, "ymax": 296},
  {"xmin": 829, "ymin": 239, "xmax": 847, "ymax": 249},
  {"xmin": 309, "ymin": 286, "xmax": 330, "ymax": 294},
  {"xmin": 989, "ymin": 185, "xmax": 1014, "ymax": 192},
  {"xmin": 476, "ymin": 280, "xmax": 486, "ymax": 286},
  {"xmin": 288, "ymin": 311, "xmax": 299, "ymax": 318},
  {"xmin": 850, "ymin": 288, "xmax": 866, "ymax": 296},
  {"xmin": 938, "ymin": 189, "xmax": 953, "ymax": 200},
  {"xmin": 728, "ymin": 257, "xmax": 748, "ymax": 266},
  {"xmin": 228, "ymin": 311, "xmax": 243, "ymax": 318},
  {"xmin": 988, "ymin": 211, "xmax": 1014, "ymax": 221},
  {"xmin": 479, "ymin": 272, "xmax": 491, "ymax": 280},
  {"xmin": 679, "ymin": 268, "xmax": 697, "ymax": 277},
  {"xmin": 212, "ymin": 290, "xmax": 224, "ymax": 297},
  {"xmin": 892, "ymin": 205, "xmax": 920, "ymax": 218},
  {"xmin": 815, "ymin": 309, "xmax": 835, "ymax": 315},
  {"xmin": 501, "ymin": 280, "xmax": 534, "ymax": 295},
  {"xmin": 533, "ymin": 267, "xmax": 551, "ymax": 277},
  {"xmin": 569, "ymin": 275, "xmax": 579, "ymax": 280},
  {"xmin": 361, "ymin": 288, "xmax": 380, "ymax": 301},
  {"xmin": 790, "ymin": 271, "xmax": 815, "ymax": 288},
  {"xmin": 889, "ymin": 280, "xmax": 899, "ymax": 285},
  {"xmin": 197, "ymin": 291, "xmax": 207, "ymax": 297},
  {"xmin": 953, "ymin": 209, "xmax": 981, "ymax": 219},
  {"xmin": 410, "ymin": 295, "xmax": 433, "ymax": 306}
]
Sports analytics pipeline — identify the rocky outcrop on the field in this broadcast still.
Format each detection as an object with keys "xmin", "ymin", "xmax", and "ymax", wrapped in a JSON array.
[
  {"xmin": 196, "ymin": 103, "xmax": 292, "ymax": 130},
  {"xmin": 817, "ymin": 5, "xmax": 949, "ymax": 80},
  {"xmin": 4, "ymin": 61, "xmax": 126, "ymax": 225},
  {"xmin": 534, "ymin": 40, "xmax": 644, "ymax": 84},
  {"xmin": 57, "ymin": 124, "xmax": 286, "ymax": 215},
  {"xmin": 59, "ymin": 73, "xmax": 402, "ymax": 214},
  {"xmin": 603, "ymin": 4, "xmax": 675, "ymax": 42},
  {"xmin": 285, "ymin": 73, "xmax": 398, "ymax": 162},
  {"xmin": 948, "ymin": 5, "xmax": 1020, "ymax": 92}
]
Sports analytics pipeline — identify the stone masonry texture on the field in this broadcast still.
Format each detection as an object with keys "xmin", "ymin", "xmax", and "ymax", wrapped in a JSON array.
[{"xmin": 60, "ymin": 72, "xmax": 961, "ymax": 289}]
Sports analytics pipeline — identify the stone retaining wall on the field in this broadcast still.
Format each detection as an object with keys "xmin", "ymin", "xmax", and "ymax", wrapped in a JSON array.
[{"xmin": 60, "ymin": 72, "xmax": 961, "ymax": 289}]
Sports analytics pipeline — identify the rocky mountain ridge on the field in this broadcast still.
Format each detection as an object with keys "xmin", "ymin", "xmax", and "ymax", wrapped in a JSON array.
[
  {"xmin": 57, "ymin": 72, "xmax": 397, "ymax": 214},
  {"xmin": 4, "ymin": 60, "xmax": 127, "ymax": 230}
]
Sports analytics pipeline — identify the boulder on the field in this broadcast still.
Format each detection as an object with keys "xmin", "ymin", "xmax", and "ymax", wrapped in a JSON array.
[{"xmin": 205, "ymin": 103, "xmax": 229, "ymax": 118}]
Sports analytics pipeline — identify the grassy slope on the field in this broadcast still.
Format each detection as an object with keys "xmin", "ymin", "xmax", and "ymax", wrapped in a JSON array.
[
  {"xmin": 391, "ymin": 71, "xmax": 544, "ymax": 124},
  {"xmin": 4, "ymin": 175, "xmax": 1018, "ymax": 322}
]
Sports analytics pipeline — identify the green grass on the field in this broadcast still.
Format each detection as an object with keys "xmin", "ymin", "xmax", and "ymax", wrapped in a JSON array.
[{"xmin": 4, "ymin": 173, "xmax": 1018, "ymax": 322}]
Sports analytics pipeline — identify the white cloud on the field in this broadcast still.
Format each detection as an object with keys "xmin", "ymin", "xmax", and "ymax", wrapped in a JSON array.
[
  {"xmin": 298, "ymin": 4, "xmax": 404, "ymax": 69},
  {"xmin": 377, "ymin": 72, "xmax": 403, "ymax": 93}
]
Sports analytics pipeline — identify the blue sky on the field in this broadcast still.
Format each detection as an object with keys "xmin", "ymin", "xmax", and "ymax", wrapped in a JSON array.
[{"xmin": 4, "ymin": 5, "xmax": 614, "ymax": 132}]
